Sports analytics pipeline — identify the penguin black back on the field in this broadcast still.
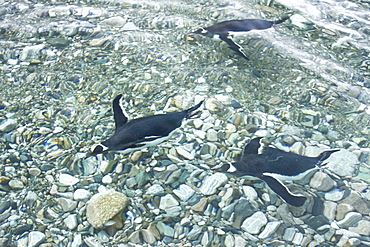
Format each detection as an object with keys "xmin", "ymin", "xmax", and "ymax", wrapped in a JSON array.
[
  {"xmin": 217, "ymin": 137, "xmax": 338, "ymax": 206},
  {"xmin": 188, "ymin": 17, "xmax": 289, "ymax": 61},
  {"xmin": 88, "ymin": 95, "xmax": 203, "ymax": 157}
]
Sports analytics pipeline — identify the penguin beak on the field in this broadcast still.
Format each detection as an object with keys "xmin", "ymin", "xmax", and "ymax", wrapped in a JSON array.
[
  {"xmin": 186, "ymin": 33, "xmax": 197, "ymax": 42},
  {"xmin": 85, "ymin": 152, "xmax": 96, "ymax": 158}
]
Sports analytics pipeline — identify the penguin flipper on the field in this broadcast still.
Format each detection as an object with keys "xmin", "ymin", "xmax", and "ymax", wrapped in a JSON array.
[
  {"xmin": 185, "ymin": 100, "xmax": 204, "ymax": 119},
  {"xmin": 113, "ymin": 94, "xmax": 129, "ymax": 129},
  {"xmin": 242, "ymin": 137, "xmax": 263, "ymax": 159},
  {"xmin": 220, "ymin": 34, "xmax": 249, "ymax": 61},
  {"xmin": 260, "ymin": 173, "xmax": 307, "ymax": 207}
]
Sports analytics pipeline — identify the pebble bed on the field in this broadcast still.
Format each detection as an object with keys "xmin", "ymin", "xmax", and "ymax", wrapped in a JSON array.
[{"xmin": 1, "ymin": 0, "xmax": 370, "ymax": 247}]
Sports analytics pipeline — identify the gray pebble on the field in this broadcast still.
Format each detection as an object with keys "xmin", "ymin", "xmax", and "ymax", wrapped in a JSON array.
[
  {"xmin": 258, "ymin": 221, "xmax": 281, "ymax": 239},
  {"xmin": 241, "ymin": 211, "xmax": 267, "ymax": 234},
  {"xmin": 337, "ymin": 212, "xmax": 362, "ymax": 228},
  {"xmin": 64, "ymin": 214, "xmax": 78, "ymax": 230},
  {"xmin": 309, "ymin": 171, "xmax": 336, "ymax": 191},
  {"xmin": 28, "ymin": 231, "xmax": 45, "ymax": 247},
  {"xmin": 0, "ymin": 119, "xmax": 17, "ymax": 132},
  {"xmin": 9, "ymin": 179, "xmax": 24, "ymax": 190}
]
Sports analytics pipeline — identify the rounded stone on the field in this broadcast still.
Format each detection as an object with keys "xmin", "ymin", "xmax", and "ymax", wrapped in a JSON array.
[
  {"xmin": 28, "ymin": 231, "xmax": 45, "ymax": 247},
  {"xmin": 28, "ymin": 168, "xmax": 41, "ymax": 177},
  {"xmin": 86, "ymin": 190, "xmax": 128, "ymax": 229},
  {"xmin": 309, "ymin": 171, "xmax": 336, "ymax": 191},
  {"xmin": 241, "ymin": 211, "xmax": 268, "ymax": 235},
  {"xmin": 74, "ymin": 189, "xmax": 92, "ymax": 201},
  {"xmin": 59, "ymin": 173, "xmax": 79, "ymax": 186},
  {"xmin": 9, "ymin": 179, "xmax": 24, "ymax": 189}
]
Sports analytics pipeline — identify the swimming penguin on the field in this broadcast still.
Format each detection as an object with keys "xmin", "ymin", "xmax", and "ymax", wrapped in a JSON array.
[
  {"xmin": 187, "ymin": 17, "xmax": 289, "ymax": 60},
  {"xmin": 88, "ymin": 94, "xmax": 203, "ymax": 157},
  {"xmin": 216, "ymin": 137, "xmax": 338, "ymax": 206}
]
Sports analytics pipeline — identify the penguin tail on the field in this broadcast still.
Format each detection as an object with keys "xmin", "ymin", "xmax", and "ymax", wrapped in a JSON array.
[
  {"xmin": 273, "ymin": 16, "xmax": 290, "ymax": 25},
  {"xmin": 317, "ymin": 149, "xmax": 339, "ymax": 164},
  {"xmin": 185, "ymin": 100, "xmax": 204, "ymax": 119}
]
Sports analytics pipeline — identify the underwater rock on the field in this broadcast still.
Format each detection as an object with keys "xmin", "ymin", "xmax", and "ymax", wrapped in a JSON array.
[{"xmin": 86, "ymin": 190, "xmax": 128, "ymax": 229}]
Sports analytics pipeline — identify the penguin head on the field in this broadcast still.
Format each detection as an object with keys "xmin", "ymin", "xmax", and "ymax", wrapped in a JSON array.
[
  {"xmin": 187, "ymin": 28, "xmax": 209, "ymax": 41},
  {"xmin": 87, "ymin": 144, "xmax": 108, "ymax": 157},
  {"xmin": 215, "ymin": 163, "xmax": 238, "ymax": 173}
]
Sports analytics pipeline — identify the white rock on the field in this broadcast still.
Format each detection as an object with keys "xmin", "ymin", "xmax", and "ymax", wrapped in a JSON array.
[
  {"xmin": 99, "ymin": 16, "xmax": 126, "ymax": 27},
  {"xmin": 0, "ymin": 119, "xmax": 17, "ymax": 132},
  {"xmin": 74, "ymin": 189, "xmax": 92, "ymax": 201},
  {"xmin": 64, "ymin": 214, "xmax": 78, "ymax": 230},
  {"xmin": 173, "ymin": 184, "xmax": 195, "ymax": 201},
  {"xmin": 146, "ymin": 184, "xmax": 165, "ymax": 195},
  {"xmin": 84, "ymin": 236, "xmax": 103, "ymax": 247},
  {"xmin": 102, "ymin": 174, "xmax": 113, "ymax": 184},
  {"xmin": 86, "ymin": 190, "xmax": 128, "ymax": 229},
  {"xmin": 59, "ymin": 173, "xmax": 79, "ymax": 186},
  {"xmin": 242, "ymin": 186, "xmax": 258, "ymax": 201},
  {"xmin": 241, "ymin": 211, "xmax": 268, "ymax": 234},
  {"xmin": 71, "ymin": 234, "xmax": 83, "ymax": 247},
  {"xmin": 122, "ymin": 22, "xmax": 138, "ymax": 30},
  {"xmin": 175, "ymin": 146, "xmax": 194, "ymax": 160},
  {"xmin": 159, "ymin": 194, "xmax": 179, "ymax": 210},
  {"xmin": 324, "ymin": 149, "xmax": 358, "ymax": 177},
  {"xmin": 200, "ymin": 173, "xmax": 228, "ymax": 195},
  {"xmin": 28, "ymin": 231, "xmax": 45, "ymax": 247},
  {"xmin": 234, "ymin": 235, "xmax": 247, "ymax": 247},
  {"xmin": 258, "ymin": 221, "xmax": 281, "ymax": 239}
]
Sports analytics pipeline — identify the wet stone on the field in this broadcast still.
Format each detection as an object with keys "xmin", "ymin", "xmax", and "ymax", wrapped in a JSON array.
[
  {"xmin": 325, "ymin": 188, "xmax": 345, "ymax": 202},
  {"xmin": 258, "ymin": 221, "xmax": 281, "ymax": 239},
  {"xmin": 200, "ymin": 173, "xmax": 228, "ymax": 195},
  {"xmin": 305, "ymin": 215, "xmax": 330, "ymax": 230},
  {"xmin": 28, "ymin": 168, "xmax": 41, "ymax": 177},
  {"xmin": 323, "ymin": 201, "xmax": 337, "ymax": 221},
  {"xmin": 100, "ymin": 16, "xmax": 126, "ymax": 27},
  {"xmin": 336, "ymin": 203, "xmax": 354, "ymax": 221},
  {"xmin": 339, "ymin": 191, "xmax": 370, "ymax": 215},
  {"xmin": 9, "ymin": 179, "xmax": 24, "ymax": 189},
  {"xmin": 64, "ymin": 214, "xmax": 78, "ymax": 230},
  {"xmin": 356, "ymin": 165, "xmax": 370, "ymax": 183},
  {"xmin": 146, "ymin": 184, "xmax": 165, "ymax": 196},
  {"xmin": 283, "ymin": 227, "xmax": 296, "ymax": 241},
  {"xmin": 59, "ymin": 173, "xmax": 79, "ymax": 186},
  {"xmin": 55, "ymin": 198, "xmax": 77, "ymax": 212},
  {"xmin": 74, "ymin": 189, "xmax": 91, "ymax": 201},
  {"xmin": 242, "ymin": 186, "xmax": 258, "ymax": 201},
  {"xmin": 25, "ymin": 191, "xmax": 37, "ymax": 207},
  {"xmin": 348, "ymin": 220, "xmax": 370, "ymax": 236},
  {"xmin": 309, "ymin": 171, "xmax": 336, "ymax": 191},
  {"xmin": 159, "ymin": 194, "xmax": 179, "ymax": 210},
  {"xmin": 241, "ymin": 211, "xmax": 268, "ymax": 235},
  {"xmin": 13, "ymin": 224, "xmax": 33, "ymax": 235},
  {"xmin": 187, "ymin": 226, "xmax": 203, "ymax": 240},
  {"xmin": 277, "ymin": 204, "xmax": 295, "ymax": 226},
  {"xmin": 0, "ymin": 119, "xmax": 17, "ymax": 132},
  {"xmin": 175, "ymin": 146, "xmax": 194, "ymax": 160},
  {"xmin": 173, "ymin": 184, "xmax": 195, "ymax": 201},
  {"xmin": 28, "ymin": 231, "xmax": 45, "ymax": 247},
  {"xmin": 86, "ymin": 190, "xmax": 128, "ymax": 229},
  {"xmin": 232, "ymin": 199, "xmax": 255, "ymax": 229},
  {"xmin": 337, "ymin": 212, "xmax": 362, "ymax": 228},
  {"xmin": 281, "ymin": 135, "xmax": 295, "ymax": 146},
  {"xmin": 157, "ymin": 222, "xmax": 174, "ymax": 237},
  {"xmin": 325, "ymin": 150, "xmax": 358, "ymax": 177},
  {"xmin": 191, "ymin": 197, "xmax": 208, "ymax": 212}
]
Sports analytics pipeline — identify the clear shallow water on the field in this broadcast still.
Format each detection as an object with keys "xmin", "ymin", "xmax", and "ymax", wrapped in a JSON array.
[{"xmin": 1, "ymin": 0, "xmax": 370, "ymax": 246}]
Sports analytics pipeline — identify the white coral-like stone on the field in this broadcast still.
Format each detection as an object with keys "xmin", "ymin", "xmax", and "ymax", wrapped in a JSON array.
[{"xmin": 86, "ymin": 190, "xmax": 128, "ymax": 228}]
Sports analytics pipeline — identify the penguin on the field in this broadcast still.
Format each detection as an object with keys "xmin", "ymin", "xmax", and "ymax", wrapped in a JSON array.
[
  {"xmin": 187, "ymin": 17, "xmax": 289, "ymax": 60},
  {"xmin": 216, "ymin": 137, "xmax": 338, "ymax": 207},
  {"xmin": 88, "ymin": 94, "xmax": 203, "ymax": 157}
]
